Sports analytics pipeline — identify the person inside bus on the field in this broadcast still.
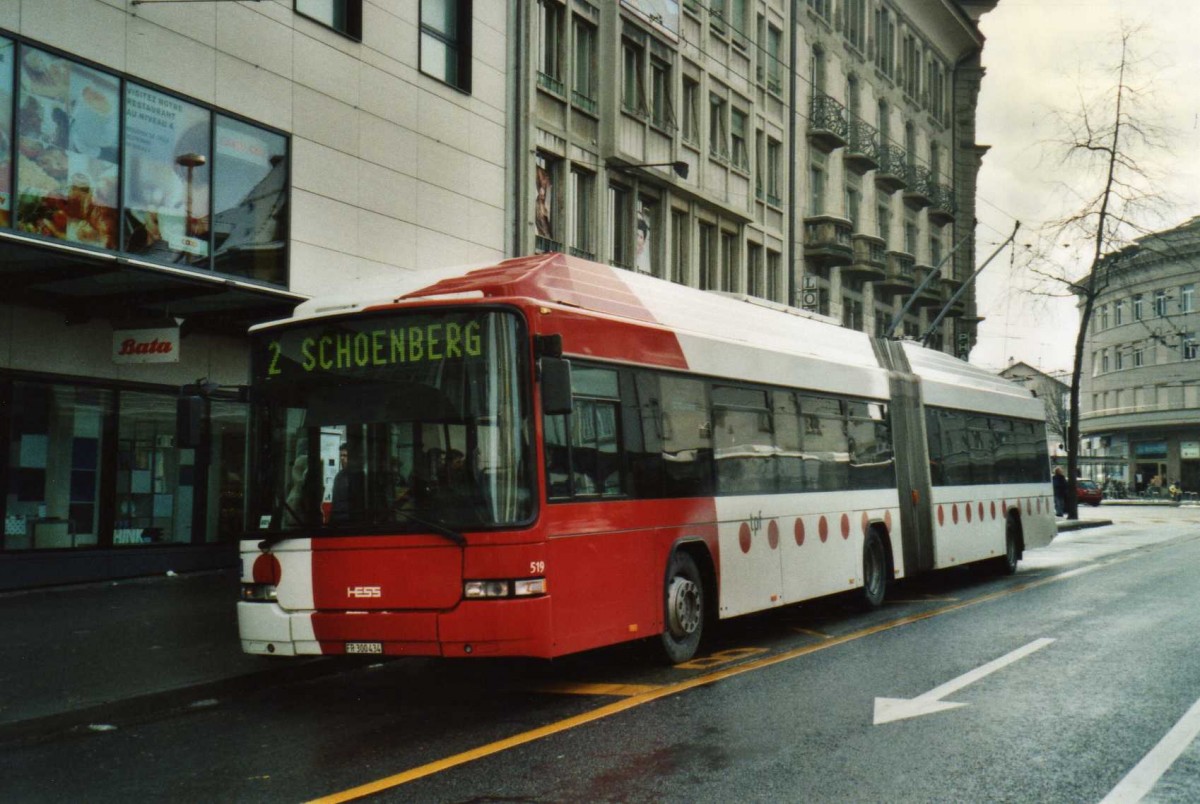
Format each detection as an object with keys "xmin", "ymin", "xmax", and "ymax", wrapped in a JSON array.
[{"xmin": 331, "ymin": 443, "xmax": 365, "ymax": 523}]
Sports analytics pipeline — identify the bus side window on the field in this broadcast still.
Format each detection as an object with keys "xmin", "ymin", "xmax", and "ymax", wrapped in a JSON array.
[
  {"xmin": 659, "ymin": 374, "xmax": 713, "ymax": 497},
  {"xmin": 545, "ymin": 413, "xmax": 571, "ymax": 498}
]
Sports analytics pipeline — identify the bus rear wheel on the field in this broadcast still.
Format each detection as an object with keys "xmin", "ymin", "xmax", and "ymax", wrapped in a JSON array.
[
  {"xmin": 660, "ymin": 551, "xmax": 704, "ymax": 664},
  {"xmin": 860, "ymin": 529, "xmax": 887, "ymax": 609},
  {"xmin": 994, "ymin": 522, "xmax": 1019, "ymax": 576}
]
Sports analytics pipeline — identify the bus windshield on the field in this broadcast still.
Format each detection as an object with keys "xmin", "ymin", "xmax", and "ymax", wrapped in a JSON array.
[{"xmin": 246, "ymin": 308, "xmax": 534, "ymax": 535}]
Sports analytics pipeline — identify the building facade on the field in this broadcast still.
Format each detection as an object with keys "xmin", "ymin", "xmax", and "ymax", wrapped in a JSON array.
[
  {"xmin": 999, "ymin": 361, "xmax": 1069, "ymax": 462},
  {"xmin": 519, "ymin": 0, "xmax": 995, "ymax": 354},
  {"xmin": 1079, "ymin": 216, "xmax": 1200, "ymax": 494},
  {"xmin": 1, "ymin": 0, "xmax": 506, "ymax": 588}
]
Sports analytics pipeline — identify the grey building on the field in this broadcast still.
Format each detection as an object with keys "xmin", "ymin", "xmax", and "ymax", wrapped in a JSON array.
[{"xmin": 1079, "ymin": 215, "xmax": 1200, "ymax": 494}]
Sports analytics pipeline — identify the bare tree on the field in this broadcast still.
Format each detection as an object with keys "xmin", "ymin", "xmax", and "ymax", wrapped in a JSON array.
[{"xmin": 1024, "ymin": 26, "xmax": 1169, "ymax": 518}]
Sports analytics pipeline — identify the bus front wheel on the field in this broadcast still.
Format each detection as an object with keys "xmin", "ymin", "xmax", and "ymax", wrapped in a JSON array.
[{"xmin": 660, "ymin": 551, "xmax": 704, "ymax": 664}]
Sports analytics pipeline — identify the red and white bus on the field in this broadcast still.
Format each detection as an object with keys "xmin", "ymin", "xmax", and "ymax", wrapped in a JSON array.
[{"xmin": 238, "ymin": 253, "xmax": 1054, "ymax": 663}]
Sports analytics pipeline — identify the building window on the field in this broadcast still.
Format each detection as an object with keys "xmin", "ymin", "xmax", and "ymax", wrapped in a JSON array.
[
  {"xmin": 1133, "ymin": 294, "xmax": 1144, "ymax": 320},
  {"xmin": 730, "ymin": 107, "xmax": 749, "ymax": 170},
  {"xmin": 1098, "ymin": 304, "xmax": 1109, "ymax": 329},
  {"xmin": 767, "ymin": 249, "xmax": 781, "ymax": 301},
  {"xmin": 670, "ymin": 209, "xmax": 688, "ymax": 284},
  {"xmin": 1155, "ymin": 289, "xmax": 1168, "ymax": 317},
  {"xmin": 1101, "ymin": 349, "xmax": 1109, "ymax": 373},
  {"xmin": 609, "ymin": 183, "xmax": 633, "ymax": 268},
  {"xmin": 568, "ymin": 168, "xmax": 594, "ymax": 259},
  {"xmin": 845, "ymin": 0, "xmax": 866, "ymax": 51},
  {"xmin": 875, "ymin": 6, "xmax": 895, "ymax": 79},
  {"xmin": 807, "ymin": 0, "xmax": 831, "ymax": 23},
  {"xmin": 720, "ymin": 229, "xmax": 737, "ymax": 291},
  {"xmin": 845, "ymin": 174, "xmax": 862, "ymax": 231},
  {"xmin": 766, "ymin": 138, "xmax": 782, "ymax": 206},
  {"xmin": 681, "ymin": 76, "xmax": 700, "ymax": 144},
  {"xmin": 709, "ymin": 94, "xmax": 728, "ymax": 159},
  {"xmin": 622, "ymin": 37, "xmax": 647, "ymax": 116},
  {"xmin": 534, "ymin": 153, "xmax": 560, "ymax": 252},
  {"xmin": 1133, "ymin": 347, "xmax": 1144, "ymax": 367},
  {"xmin": 1114, "ymin": 349, "xmax": 1124, "ymax": 371},
  {"xmin": 902, "ymin": 32, "xmax": 920, "ymax": 100},
  {"xmin": 1114, "ymin": 299, "xmax": 1125, "ymax": 326},
  {"xmin": 537, "ymin": 0, "xmax": 565, "ymax": 95},
  {"xmin": 710, "ymin": 0, "xmax": 728, "ymax": 35},
  {"xmin": 635, "ymin": 196, "xmax": 660, "ymax": 275},
  {"xmin": 698, "ymin": 222, "xmax": 717, "ymax": 289},
  {"xmin": 809, "ymin": 151, "xmax": 827, "ymax": 215},
  {"xmin": 571, "ymin": 15, "xmax": 597, "ymax": 112},
  {"xmin": 295, "ymin": 0, "xmax": 362, "ymax": 40},
  {"xmin": 1185, "ymin": 333, "xmax": 1199, "ymax": 361},
  {"xmin": 762, "ymin": 21, "xmax": 783, "ymax": 94},
  {"xmin": 1183, "ymin": 283, "xmax": 1195, "ymax": 313},
  {"xmin": 877, "ymin": 193, "xmax": 891, "ymax": 244},
  {"xmin": 420, "ymin": 0, "xmax": 472, "ymax": 92},
  {"xmin": 748, "ymin": 243, "xmax": 764, "ymax": 298},
  {"xmin": 650, "ymin": 56, "xmax": 675, "ymax": 131}
]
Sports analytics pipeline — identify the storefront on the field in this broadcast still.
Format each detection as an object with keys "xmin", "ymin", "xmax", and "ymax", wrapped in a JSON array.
[{"xmin": 0, "ymin": 32, "xmax": 303, "ymax": 589}]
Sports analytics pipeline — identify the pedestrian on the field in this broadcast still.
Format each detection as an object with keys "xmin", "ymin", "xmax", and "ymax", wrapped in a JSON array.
[
  {"xmin": 1052, "ymin": 467, "xmax": 1067, "ymax": 517},
  {"xmin": 331, "ymin": 443, "xmax": 365, "ymax": 523}
]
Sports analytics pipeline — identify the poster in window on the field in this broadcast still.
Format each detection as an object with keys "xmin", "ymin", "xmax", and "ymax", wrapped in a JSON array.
[
  {"xmin": 535, "ymin": 155, "xmax": 554, "ymax": 240},
  {"xmin": 16, "ymin": 47, "xmax": 119, "ymax": 249},
  {"xmin": 123, "ymin": 84, "xmax": 211, "ymax": 264},
  {"xmin": 635, "ymin": 198, "xmax": 654, "ymax": 273},
  {"xmin": 0, "ymin": 38, "xmax": 13, "ymax": 227},
  {"xmin": 213, "ymin": 116, "xmax": 288, "ymax": 284}
]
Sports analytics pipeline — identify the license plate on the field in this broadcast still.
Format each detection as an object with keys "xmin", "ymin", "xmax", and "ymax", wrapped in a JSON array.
[{"xmin": 345, "ymin": 642, "xmax": 383, "ymax": 654}]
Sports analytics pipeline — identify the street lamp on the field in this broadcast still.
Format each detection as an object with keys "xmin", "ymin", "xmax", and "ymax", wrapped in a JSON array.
[{"xmin": 612, "ymin": 160, "xmax": 689, "ymax": 180}]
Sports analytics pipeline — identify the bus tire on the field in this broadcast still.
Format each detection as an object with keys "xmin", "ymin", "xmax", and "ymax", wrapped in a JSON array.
[
  {"xmin": 660, "ymin": 550, "xmax": 704, "ymax": 664},
  {"xmin": 860, "ymin": 528, "xmax": 887, "ymax": 609},
  {"xmin": 994, "ymin": 518, "xmax": 1020, "ymax": 575}
]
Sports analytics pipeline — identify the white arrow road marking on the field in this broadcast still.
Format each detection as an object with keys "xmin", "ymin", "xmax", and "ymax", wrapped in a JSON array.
[
  {"xmin": 874, "ymin": 637, "xmax": 1055, "ymax": 725},
  {"xmin": 1099, "ymin": 696, "xmax": 1200, "ymax": 804}
]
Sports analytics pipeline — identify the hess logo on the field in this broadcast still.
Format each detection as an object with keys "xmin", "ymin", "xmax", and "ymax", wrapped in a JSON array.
[{"xmin": 347, "ymin": 586, "xmax": 382, "ymax": 598}]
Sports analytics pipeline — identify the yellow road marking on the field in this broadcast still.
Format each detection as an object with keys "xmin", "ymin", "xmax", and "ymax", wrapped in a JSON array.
[
  {"xmin": 790, "ymin": 627, "xmax": 833, "ymax": 639},
  {"xmin": 532, "ymin": 681, "xmax": 661, "ymax": 697},
  {"xmin": 307, "ymin": 553, "xmax": 1139, "ymax": 804},
  {"xmin": 674, "ymin": 646, "xmax": 769, "ymax": 670}
]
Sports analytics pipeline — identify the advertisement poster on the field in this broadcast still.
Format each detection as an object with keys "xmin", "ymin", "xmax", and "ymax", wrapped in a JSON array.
[
  {"xmin": 123, "ymin": 84, "xmax": 211, "ymax": 262},
  {"xmin": 635, "ymin": 198, "xmax": 654, "ymax": 273},
  {"xmin": 535, "ymin": 155, "xmax": 554, "ymax": 241},
  {"xmin": 213, "ymin": 115, "xmax": 288, "ymax": 283},
  {"xmin": 16, "ymin": 46, "xmax": 119, "ymax": 249}
]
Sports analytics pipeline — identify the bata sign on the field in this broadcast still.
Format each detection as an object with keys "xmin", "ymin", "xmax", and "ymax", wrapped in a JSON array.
[{"xmin": 112, "ymin": 327, "xmax": 181, "ymax": 364}]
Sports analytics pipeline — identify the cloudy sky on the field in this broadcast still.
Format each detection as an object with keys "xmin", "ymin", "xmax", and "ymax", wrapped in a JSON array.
[{"xmin": 969, "ymin": 0, "xmax": 1200, "ymax": 374}]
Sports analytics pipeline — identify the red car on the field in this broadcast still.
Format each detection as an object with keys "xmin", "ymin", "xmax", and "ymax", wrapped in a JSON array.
[{"xmin": 1076, "ymin": 479, "xmax": 1103, "ymax": 506}]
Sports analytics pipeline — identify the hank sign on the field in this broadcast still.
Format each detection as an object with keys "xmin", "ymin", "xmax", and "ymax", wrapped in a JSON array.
[{"xmin": 113, "ymin": 327, "xmax": 181, "ymax": 364}]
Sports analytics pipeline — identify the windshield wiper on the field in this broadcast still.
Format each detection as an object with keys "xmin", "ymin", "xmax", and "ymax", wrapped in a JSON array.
[{"xmin": 393, "ymin": 508, "xmax": 466, "ymax": 546}]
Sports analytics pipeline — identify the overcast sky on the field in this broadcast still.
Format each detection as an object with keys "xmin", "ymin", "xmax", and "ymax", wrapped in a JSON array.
[{"xmin": 969, "ymin": 0, "xmax": 1200, "ymax": 374}]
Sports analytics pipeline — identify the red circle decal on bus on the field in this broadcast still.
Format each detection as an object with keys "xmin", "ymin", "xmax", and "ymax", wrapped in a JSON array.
[
  {"xmin": 818, "ymin": 516, "xmax": 829, "ymax": 542},
  {"xmin": 990, "ymin": 501, "xmax": 997, "ymax": 520},
  {"xmin": 861, "ymin": 512, "xmax": 870, "ymax": 536},
  {"xmin": 1026, "ymin": 499, "xmax": 1032, "ymax": 515},
  {"xmin": 885, "ymin": 510, "xmax": 892, "ymax": 531},
  {"xmin": 979, "ymin": 502, "xmax": 985, "ymax": 521},
  {"xmin": 253, "ymin": 553, "xmax": 281, "ymax": 585},
  {"xmin": 795, "ymin": 518, "xmax": 805, "ymax": 546},
  {"xmin": 841, "ymin": 514, "xmax": 851, "ymax": 540},
  {"xmin": 768, "ymin": 520, "xmax": 779, "ymax": 550},
  {"xmin": 952, "ymin": 504, "xmax": 959, "ymax": 525},
  {"xmin": 937, "ymin": 505, "xmax": 944, "ymax": 526},
  {"xmin": 965, "ymin": 503, "xmax": 972, "ymax": 523},
  {"xmin": 739, "ymin": 522, "xmax": 752, "ymax": 554}
]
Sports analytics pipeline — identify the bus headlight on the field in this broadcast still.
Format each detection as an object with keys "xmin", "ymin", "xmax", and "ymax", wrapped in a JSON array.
[
  {"xmin": 464, "ymin": 578, "xmax": 547, "ymax": 599},
  {"xmin": 241, "ymin": 583, "xmax": 278, "ymax": 602}
]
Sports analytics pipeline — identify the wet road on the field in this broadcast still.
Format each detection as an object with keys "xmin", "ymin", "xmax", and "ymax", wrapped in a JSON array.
[{"xmin": 5, "ymin": 506, "xmax": 1200, "ymax": 803}]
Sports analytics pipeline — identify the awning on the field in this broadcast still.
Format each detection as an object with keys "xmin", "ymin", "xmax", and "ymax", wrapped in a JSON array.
[{"xmin": 0, "ymin": 230, "xmax": 307, "ymax": 335}]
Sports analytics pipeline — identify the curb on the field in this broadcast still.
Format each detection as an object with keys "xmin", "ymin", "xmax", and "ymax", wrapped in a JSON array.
[{"xmin": 1056, "ymin": 519, "xmax": 1112, "ymax": 533}]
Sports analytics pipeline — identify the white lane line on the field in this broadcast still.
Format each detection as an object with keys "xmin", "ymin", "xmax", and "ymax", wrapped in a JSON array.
[{"xmin": 1100, "ymin": 696, "xmax": 1200, "ymax": 804}]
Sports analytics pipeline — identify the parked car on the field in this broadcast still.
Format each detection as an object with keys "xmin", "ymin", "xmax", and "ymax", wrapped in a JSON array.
[{"xmin": 1076, "ymin": 479, "xmax": 1103, "ymax": 506}]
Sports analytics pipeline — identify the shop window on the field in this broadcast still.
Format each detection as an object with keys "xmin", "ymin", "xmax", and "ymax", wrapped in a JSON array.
[
  {"xmin": 0, "ymin": 38, "xmax": 12, "ymax": 227},
  {"xmin": 4, "ymin": 383, "xmax": 112, "ymax": 550},
  {"xmin": 115, "ymin": 391, "xmax": 195, "ymax": 546},
  {"xmin": 420, "ymin": 0, "xmax": 473, "ymax": 92},
  {"xmin": 207, "ymin": 401, "xmax": 248, "ymax": 543},
  {"xmin": 212, "ymin": 115, "xmax": 289, "ymax": 285},
  {"xmin": 123, "ymin": 85, "xmax": 211, "ymax": 267},
  {"xmin": 295, "ymin": 0, "xmax": 363, "ymax": 40}
]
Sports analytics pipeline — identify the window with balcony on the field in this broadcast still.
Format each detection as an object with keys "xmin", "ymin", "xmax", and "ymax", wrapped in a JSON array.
[
  {"xmin": 420, "ymin": 0, "xmax": 472, "ymax": 92},
  {"xmin": 571, "ymin": 15, "xmax": 597, "ymax": 112},
  {"xmin": 537, "ymin": 0, "xmax": 565, "ymax": 95},
  {"xmin": 296, "ymin": 0, "xmax": 362, "ymax": 39}
]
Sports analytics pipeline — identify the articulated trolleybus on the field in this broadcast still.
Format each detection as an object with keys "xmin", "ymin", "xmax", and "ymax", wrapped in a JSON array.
[{"xmin": 239, "ymin": 253, "xmax": 1054, "ymax": 663}]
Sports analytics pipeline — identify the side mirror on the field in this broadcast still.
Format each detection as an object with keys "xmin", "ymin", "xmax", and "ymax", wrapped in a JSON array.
[
  {"xmin": 177, "ymin": 395, "xmax": 205, "ymax": 448},
  {"xmin": 540, "ymin": 357, "xmax": 572, "ymax": 416}
]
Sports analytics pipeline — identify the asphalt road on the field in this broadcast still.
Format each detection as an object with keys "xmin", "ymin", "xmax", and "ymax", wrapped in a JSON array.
[{"xmin": 4, "ymin": 505, "xmax": 1199, "ymax": 803}]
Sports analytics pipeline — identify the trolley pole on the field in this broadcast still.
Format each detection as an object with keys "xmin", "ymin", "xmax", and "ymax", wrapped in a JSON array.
[
  {"xmin": 884, "ymin": 229, "xmax": 975, "ymax": 339},
  {"xmin": 919, "ymin": 221, "xmax": 1020, "ymax": 347}
]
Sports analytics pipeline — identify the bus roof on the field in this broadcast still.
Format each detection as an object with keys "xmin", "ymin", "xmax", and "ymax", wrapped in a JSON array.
[{"xmin": 263, "ymin": 253, "xmax": 1038, "ymax": 417}]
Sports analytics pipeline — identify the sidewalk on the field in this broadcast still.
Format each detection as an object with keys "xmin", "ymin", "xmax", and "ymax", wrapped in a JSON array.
[{"xmin": 0, "ymin": 569, "xmax": 351, "ymax": 743}]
